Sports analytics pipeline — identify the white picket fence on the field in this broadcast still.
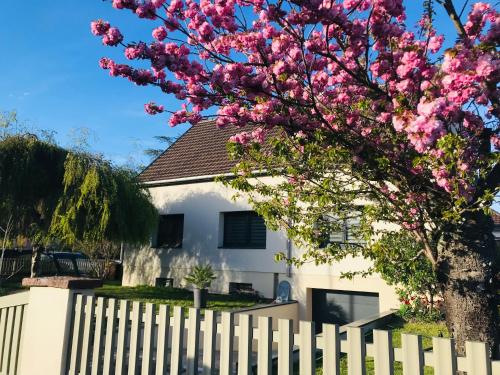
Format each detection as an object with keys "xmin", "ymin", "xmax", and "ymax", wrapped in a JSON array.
[
  {"xmin": 66, "ymin": 294, "xmax": 500, "ymax": 375},
  {"xmin": 0, "ymin": 292, "xmax": 29, "ymax": 375}
]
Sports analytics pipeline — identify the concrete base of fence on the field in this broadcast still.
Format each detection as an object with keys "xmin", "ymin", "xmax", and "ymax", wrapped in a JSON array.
[{"xmin": 18, "ymin": 280, "xmax": 99, "ymax": 375}]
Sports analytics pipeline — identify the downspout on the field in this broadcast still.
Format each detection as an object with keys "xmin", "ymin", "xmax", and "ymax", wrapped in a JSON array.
[
  {"xmin": 286, "ymin": 237, "xmax": 292, "ymax": 277},
  {"xmin": 119, "ymin": 242, "xmax": 124, "ymax": 264}
]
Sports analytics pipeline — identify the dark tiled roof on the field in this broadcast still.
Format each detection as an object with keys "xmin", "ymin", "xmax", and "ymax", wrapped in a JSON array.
[{"xmin": 139, "ymin": 120, "xmax": 240, "ymax": 182}]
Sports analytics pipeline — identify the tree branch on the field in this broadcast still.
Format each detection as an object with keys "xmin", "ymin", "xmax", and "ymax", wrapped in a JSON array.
[{"xmin": 441, "ymin": 0, "xmax": 468, "ymax": 39}]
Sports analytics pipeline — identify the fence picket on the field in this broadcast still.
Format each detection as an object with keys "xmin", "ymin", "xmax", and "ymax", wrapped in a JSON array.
[
  {"xmin": 187, "ymin": 308, "xmax": 201, "ymax": 375},
  {"xmin": 68, "ymin": 294, "xmax": 84, "ymax": 375},
  {"xmin": 1, "ymin": 307, "xmax": 14, "ymax": 374},
  {"xmin": 432, "ymin": 337, "xmax": 456, "ymax": 375},
  {"xmin": 466, "ymin": 341, "xmax": 492, "ymax": 375},
  {"xmin": 322, "ymin": 324, "xmax": 340, "ymax": 375},
  {"xmin": 8, "ymin": 305, "xmax": 23, "ymax": 375},
  {"xmin": 373, "ymin": 329, "xmax": 393, "ymax": 375},
  {"xmin": 115, "ymin": 299, "xmax": 130, "ymax": 375},
  {"xmin": 238, "ymin": 314, "xmax": 253, "ymax": 375},
  {"xmin": 257, "ymin": 316, "xmax": 273, "ymax": 375},
  {"xmin": 220, "ymin": 312, "xmax": 235, "ymax": 375},
  {"xmin": 141, "ymin": 303, "xmax": 155, "ymax": 375},
  {"xmin": 128, "ymin": 301, "xmax": 142, "ymax": 375},
  {"xmin": 91, "ymin": 297, "xmax": 106, "ymax": 375},
  {"xmin": 170, "ymin": 306, "xmax": 185, "ymax": 375},
  {"xmin": 0, "ymin": 308, "xmax": 7, "ymax": 370},
  {"xmin": 299, "ymin": 320, "xmax": 316, "ymax": 375},
  {"xmin": 401, "ymin": 334, "xmax": 423, "ymax": 375},
  {"xmin": 347, "ymin": 327, "xmax": 365, "ymax": 375},
  {"xmin": 202, "ymin": 309, "xmax": 217, "ymax": 375},
  {"xmin": 278, "ymin": 319, "xmax": 293, "ymax": 375},
  {"xmin": 155, "ymin": 304, "xmax": 170, "ymax": 375},
  {"xmin": 102, "ymin": 298, "xmax": 117, "ymax": 375},
  {"xmin": 80, "ymin": 295, "xmax": 95, "ymax": 375},
  {"xmin": 492, "ymin": 361, "xmax": 500, "ymax": 375}
]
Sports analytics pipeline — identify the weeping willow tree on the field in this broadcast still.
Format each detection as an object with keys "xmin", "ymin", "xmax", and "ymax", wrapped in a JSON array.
[
  {"xmin": 50, "ymin": 153, "xmax": 158, "ymax": 273},
  {"xmin": 0, "ymin": 132, "xmax": 157, "ymax": 278},
  {"xmin": 0, "ymin": 134, "xmax": 68, "ymax": 277}
]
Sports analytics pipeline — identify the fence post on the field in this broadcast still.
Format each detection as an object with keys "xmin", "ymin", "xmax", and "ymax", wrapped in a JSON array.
[{"xmin": 18, "ymin": 277, "xmax": 102, "ymax": 375}]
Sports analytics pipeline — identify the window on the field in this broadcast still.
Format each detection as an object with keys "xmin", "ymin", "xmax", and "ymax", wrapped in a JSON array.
[
  {"xmin": 155, "ymin": 214, "xmax": 184, "ymax": 248},
  {"xmin": 320, "ymin": 214, "xmax": 364, "ymax": 247},
  {"xmin": 222, "ymin": 211, "xmax": 266, "ymax": 248}
]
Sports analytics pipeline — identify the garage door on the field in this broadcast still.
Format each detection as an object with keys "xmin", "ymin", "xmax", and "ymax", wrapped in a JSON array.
[{"xmin": 312, "ymin": 289, "xmax": 380, "ymax": 330}]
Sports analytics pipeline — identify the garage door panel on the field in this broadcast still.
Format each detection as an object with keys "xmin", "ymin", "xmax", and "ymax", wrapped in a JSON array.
[{"xmin": 312, "ymin": 289, "xmax": 379, "ymax": 331}]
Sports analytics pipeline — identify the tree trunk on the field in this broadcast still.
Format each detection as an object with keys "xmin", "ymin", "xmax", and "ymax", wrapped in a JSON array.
[
  {"xmin": 437, "ymin": 211, "xmax": 499, "ymax": 357},
  {"xmin": 30, "ymin": 245, "xmax": 42, "ymax": 277}
]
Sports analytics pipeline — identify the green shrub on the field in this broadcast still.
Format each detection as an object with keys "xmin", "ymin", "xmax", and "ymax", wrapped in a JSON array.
[{"xmin": 184, "ymin": 264, "xmax": 217, "ymax": 289}]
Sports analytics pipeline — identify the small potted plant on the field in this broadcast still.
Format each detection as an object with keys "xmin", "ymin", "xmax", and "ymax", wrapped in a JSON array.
[{"xmin": 184, "ymin": 264, "xmax": 216, "ymax": 308}]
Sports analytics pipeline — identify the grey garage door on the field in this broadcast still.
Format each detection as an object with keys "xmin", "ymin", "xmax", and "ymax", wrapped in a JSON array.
[{"xmin": 312, "ymin": 289, "xmax": 380, "ymax": 330}]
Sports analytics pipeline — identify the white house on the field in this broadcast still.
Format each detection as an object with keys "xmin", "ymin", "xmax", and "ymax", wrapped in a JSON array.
[{"xmin": 123, "ymin": 120, "xmax": 400, "ymax": 325}]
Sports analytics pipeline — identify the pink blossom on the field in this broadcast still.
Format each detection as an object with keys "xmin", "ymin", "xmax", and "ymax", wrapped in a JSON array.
[
  {"xmin": 198, "ymin": 22, "xmax": 215, "ymax": 41},
  {"xmin": 136, "ymin": 3, "xmax": 156, "ymax": 19},
  {"xmin": 144, "ymin": 102, "xmax": 165, "ymax": 115},
  {"xmin": 99, "ymin": 57, "xmax": 114, "ymax": 69},
  {"xmin": 416, "ymin": 98, "xmax": 446, "ymax": 118},
  {"xmin": 230, "ymin": 131, "xmax": 252, "ymax": 145},
  {"xmin": 152, "ymin": 26, "xmax": 168, "ymax": 41},
  {"xmin": 90, "ymin": 20, "xmax": 110, "ymax": 36},
  {"xmin": 492, "ymin": 135, "xmax": 500, "ymax": 150},
  {"xmin": 125, "ymin": 44, "xmax": 145, "ymax": 60},
  {"xmin": 151, "ymin": 0, "xmax": 165, "ymax": 7},
  {"xmin": 251, "ymin": 127, "xmax": 266, "ymax": 143},
  {"xmin": 273, "ymin": 61, "xmax": 287, "ymax": 76},
  {"xmin": 112, "ymin": 0, "xmax": 137, "ymax": 9},
  {"xmin": 476, "ymin": 54, "xmax": 497, "ymax": 77},
  {"xmin": 92, "ymin": 0, "xmax": 499, "ymax": 200},
  {"xmin": 102, "ymin": 27, "xmax": 123, "ymax": 46},
  {"xmin": 432, "ymin": 168, "xmax": 452, "ymax": 192},
  {"xmin": 428, "ymin": 35, "xmax": 444, "ymax": 53}
]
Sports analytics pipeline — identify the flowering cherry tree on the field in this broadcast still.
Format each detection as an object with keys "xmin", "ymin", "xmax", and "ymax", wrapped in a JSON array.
[{"xmin": 92, "ymin": 0, "xmax": 499, "ymax": 353}]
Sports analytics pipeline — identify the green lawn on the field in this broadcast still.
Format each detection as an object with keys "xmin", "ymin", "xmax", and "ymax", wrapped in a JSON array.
[
  {"xmin": 94, "ymin": 283, "xmax": 265, "ymax": 312},
  {"xmin": 312, "ymin": 319, "xmax": 448, "ymax": 375}
]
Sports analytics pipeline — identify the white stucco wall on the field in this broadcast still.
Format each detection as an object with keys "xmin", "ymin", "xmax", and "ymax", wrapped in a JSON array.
[{"xmin": 123, "ymin": 178, "xmax": 399, "ymax": 320}]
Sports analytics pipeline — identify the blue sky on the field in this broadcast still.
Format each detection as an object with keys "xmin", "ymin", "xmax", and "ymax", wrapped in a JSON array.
[
  {"xmin": 1, "ymin": 0, "xmax": 190, "ymax": 167},
  {"xmin": 1, "ymin": 1, "xmax": 466, "ymax": 168}
]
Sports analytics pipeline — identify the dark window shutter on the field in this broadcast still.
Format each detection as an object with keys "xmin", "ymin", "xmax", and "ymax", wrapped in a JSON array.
[
  {"xmin": 223, "ymin": 211, "xmax": 266, "ymax": 248},
  {"xmin": 248, "ymin": 214, "xmax": 266, "ymax": 247}
]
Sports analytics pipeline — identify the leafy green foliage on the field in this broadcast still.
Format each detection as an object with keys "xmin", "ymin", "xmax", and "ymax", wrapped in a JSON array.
[
  {"xmin": 365, "ymin": 232, "xmax": 442, "ymax": 321},
  {"xmin": 225, "ymin": 130, "xmax": 448, "ymax": 311},
  {"xmin": 0, "ymin": 134, "xmax": 67, "ymax": 244},
  {"xmin": 184, "ymin": 264, "xmax": 217, "ymax": 289},
  {"xmin": 50, "ymin": 153, "xmax": 157, "ymax": 248}
]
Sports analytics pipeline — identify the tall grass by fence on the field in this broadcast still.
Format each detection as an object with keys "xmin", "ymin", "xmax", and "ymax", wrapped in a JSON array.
[{"xmin": 67, "ymin": 294, "xmax": 500, "ymax": 375}]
